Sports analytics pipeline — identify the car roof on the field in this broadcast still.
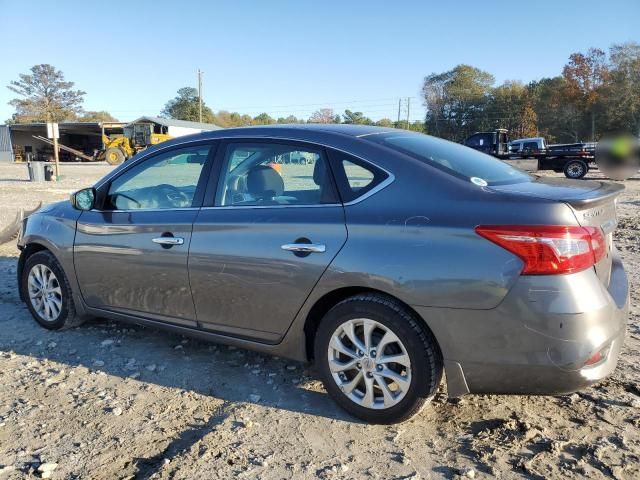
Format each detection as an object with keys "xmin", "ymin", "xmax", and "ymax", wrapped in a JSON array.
[{"xmin": 199, "ymin": 123, "xmax": 397, "ymax": 139}]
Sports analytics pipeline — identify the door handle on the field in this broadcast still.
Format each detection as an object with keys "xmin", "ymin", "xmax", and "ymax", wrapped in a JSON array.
[
  {"xmin": 281, "ymin": 243, "xmax": 326, "ymax": 254},
  {"xmin": 152, "ymin": 237, "xmax": 184, "ymax": 246}
]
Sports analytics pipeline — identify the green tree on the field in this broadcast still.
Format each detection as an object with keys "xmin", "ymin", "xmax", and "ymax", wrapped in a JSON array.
[
  {"xmin": 77, "ymin": 111, "xmax": 119, "ymax": 122},
  {"xmin": 342, "ymin": 109, "xmax": 373, "ymax": 125},
  {"xmin": 375, "ymin": 118, "xmax": 394, "ymax": 128},
  {"xmin": 599, "ymin": 42, "xmax": 640, "ymax": 135},
  {"xmin": 161, "ymin": 87, "xmax": 216, "ymax": 123},
  {"xmin": 528, "ymin": 77, "xmax": 584, "ymax": 143},
  {"xmin": 252, "ymin": 112, "xmax": 276, "ymax": 125},
  {"xmin": 7, "ymin": 64, "xmax": 85, "ymax": 123},
  {"xmin": 277, "ymin": 115, "xmax": 302, "ymax": 124},
  {"xmin": 422, "ymin": 65, "xmax": 494, "ymax": 141},
  {"xmin": 486, "ymin": 81, "xmax": 537, "ymax": 138}
]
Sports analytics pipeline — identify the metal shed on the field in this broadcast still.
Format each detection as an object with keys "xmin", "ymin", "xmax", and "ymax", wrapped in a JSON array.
[{"xmin": 6, "ymin": 122, "xmax": 125, "ymax": 162}]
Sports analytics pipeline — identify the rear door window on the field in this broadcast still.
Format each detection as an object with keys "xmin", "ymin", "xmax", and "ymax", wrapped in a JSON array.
[{"xmin": 215, "ymin": 142, "xmax": 339, "ymax": 206}]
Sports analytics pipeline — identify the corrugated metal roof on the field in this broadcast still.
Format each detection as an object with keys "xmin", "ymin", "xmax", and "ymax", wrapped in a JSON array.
[
  {"xmin": 0, "ymin": 125, "xmax": 12, "ymax": 162},
  {"xmin": 127, "ymin": 116, "xmax": 221, "ymax": 130}
]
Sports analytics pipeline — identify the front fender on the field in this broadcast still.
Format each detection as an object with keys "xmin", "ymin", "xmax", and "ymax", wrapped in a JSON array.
[{"xmin": 18, "ymin": 201, "xmax": 83, "ymax": 310}]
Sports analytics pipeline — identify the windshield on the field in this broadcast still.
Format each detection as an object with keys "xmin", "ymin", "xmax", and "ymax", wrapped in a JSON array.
[{"xmin": 365, "ymin": 132, "xmax": 532, "ymax": 186}]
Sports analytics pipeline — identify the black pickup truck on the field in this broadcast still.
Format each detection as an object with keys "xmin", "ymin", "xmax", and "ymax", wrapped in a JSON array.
[{"xmin": 464, "ymin": 131, "xmax": 596, "ymax": 179}]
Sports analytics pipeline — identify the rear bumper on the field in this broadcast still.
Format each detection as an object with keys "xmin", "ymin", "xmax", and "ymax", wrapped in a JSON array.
[{"xmin": 414, "ymin": 250, "xmax": 629, "ymax": 397}]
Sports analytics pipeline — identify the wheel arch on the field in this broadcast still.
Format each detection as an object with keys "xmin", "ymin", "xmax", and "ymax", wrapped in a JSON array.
[
  {"xmin": 18, "ymin": 242, "xmax": 57, "ymax": 302},
  {"xmin": 303, "ymin": 286, "xmax": 442, "ymax": 362}
]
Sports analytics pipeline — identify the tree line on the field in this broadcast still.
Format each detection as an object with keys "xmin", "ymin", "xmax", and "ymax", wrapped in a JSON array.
[
  {"xmin": 422, "ymin": 42, "xmax": 639, "ymax": 143},
  {"xmin": 160, "ymin": 88, "xmax": 424, "ymax": 130},
  {"xmin": 6, "ymin": 41, "xmax": 639, "ymax": 144}
]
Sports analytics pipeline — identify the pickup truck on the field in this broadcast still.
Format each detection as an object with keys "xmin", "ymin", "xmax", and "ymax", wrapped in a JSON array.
[{"xmin": 464, "ymin": 132, "xmax": 596, "ymax": 179}]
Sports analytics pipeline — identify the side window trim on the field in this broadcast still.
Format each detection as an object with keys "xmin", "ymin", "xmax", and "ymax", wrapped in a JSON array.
[
  {"xmin": 202, "ymin": 138, "xmax": 342, "ymax": 208},
  {"xmin": 95, "ymin": 140, "xmax": 219, "ymax": 211}
]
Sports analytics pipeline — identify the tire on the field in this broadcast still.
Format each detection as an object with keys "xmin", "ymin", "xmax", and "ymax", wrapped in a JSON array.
[
  {"xmin": 564, "ymin": 160, "xmax": 588, "ymax": 179},
  {"xmin": 105, "ymin": 147, "xmax": 125, "ymax": 166},
  {"xmin": 314, "ymin": 293, "xmax": 443, "ymax": 424},
  {"xmin": 22, "ymin": 250, "xmax": 85, "ymax": 330}
]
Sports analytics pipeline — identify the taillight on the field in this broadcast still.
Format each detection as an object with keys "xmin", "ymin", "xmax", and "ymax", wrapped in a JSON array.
[{"xmin": 475, "ymin": 225, "xmax": 606, "ymax": 275}]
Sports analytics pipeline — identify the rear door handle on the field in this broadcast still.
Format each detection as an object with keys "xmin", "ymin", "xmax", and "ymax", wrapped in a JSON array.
[
  {"xmin": 152, "ymin": 237, "xmax": 184, "ymax": 246},
  {"xmin": 281, "ymin": 243, "xmax": 326, "ymax": 254}
]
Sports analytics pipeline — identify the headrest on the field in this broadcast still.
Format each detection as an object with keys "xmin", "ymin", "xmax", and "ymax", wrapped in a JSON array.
[
  {"xmin": 247, "ymin": 165, "xmax": 284, "ymax": 197},
  {"xmin": 313, "ymin": 157, "xmax": 327, "ymax": 185}
]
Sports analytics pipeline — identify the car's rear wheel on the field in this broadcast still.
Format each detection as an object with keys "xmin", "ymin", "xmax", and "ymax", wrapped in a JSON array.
[
  {"xmin": 564, "ymin": 160, "xmax": 588, "ymax": 179},
  {"xmin": 22, "ymin": 250, "xmax": 85, "ymax": 330},
  {"xmin": 314, "ymin": 293, "xmax": 442, "ymax": 424}
]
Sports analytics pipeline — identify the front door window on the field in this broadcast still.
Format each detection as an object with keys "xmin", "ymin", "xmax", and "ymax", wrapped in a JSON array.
[{"xmin": 107, "ymin": 146, "xmax": 210, "ymax": 210}]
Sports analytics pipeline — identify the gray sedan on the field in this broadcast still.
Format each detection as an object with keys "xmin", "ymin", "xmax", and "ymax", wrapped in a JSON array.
[{"xmin": 17, "ymin": 125, "xmax": 628, "ymax": 423}]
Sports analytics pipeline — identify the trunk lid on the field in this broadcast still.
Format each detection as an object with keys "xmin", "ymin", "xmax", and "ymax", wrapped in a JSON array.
[{"xmin": 490, "ymin": 177, "xmax": 624, "ymax": 285}]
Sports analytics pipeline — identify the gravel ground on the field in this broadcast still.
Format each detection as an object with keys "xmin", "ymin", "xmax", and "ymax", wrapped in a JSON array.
[{"xmin": 0, "ymin": 162, "xmax": 638, "ymax": 479}]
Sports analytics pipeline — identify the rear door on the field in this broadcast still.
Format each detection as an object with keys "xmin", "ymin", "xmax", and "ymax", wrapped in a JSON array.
[
  {"xmin": 74, "ymin": 143, "xmax": 215, "ymax": 326},
  {"xmin": 188, "ymin": 140, "xmax": 347, "ymax": 342}
]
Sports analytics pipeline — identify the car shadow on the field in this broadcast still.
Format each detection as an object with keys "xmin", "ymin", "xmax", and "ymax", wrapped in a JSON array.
[{"xmin": 0, "ymin": 254, "xmax": 362, "ymax": 477}]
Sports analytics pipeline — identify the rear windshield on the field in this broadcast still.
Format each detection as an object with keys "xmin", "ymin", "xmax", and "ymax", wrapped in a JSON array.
[{"xmin": 365, "ymin": 132, "xmax": 532, "ymax": 186}]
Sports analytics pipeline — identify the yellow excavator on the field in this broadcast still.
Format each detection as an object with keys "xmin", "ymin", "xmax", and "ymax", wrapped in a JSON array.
[{"xmin": 99, "ymin": 122, "xmax": 172, "ymax": 165}]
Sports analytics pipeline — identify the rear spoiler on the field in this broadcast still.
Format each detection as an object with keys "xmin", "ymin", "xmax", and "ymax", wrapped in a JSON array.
[{"xmin": 565, "ymin": 182, "xmax": 625, "ymax": 208}]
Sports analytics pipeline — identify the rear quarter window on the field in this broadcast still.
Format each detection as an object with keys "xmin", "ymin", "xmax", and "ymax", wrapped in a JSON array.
[{"xmin": 327, "ymin": 150, "xmax": 389, "ymax": 203}]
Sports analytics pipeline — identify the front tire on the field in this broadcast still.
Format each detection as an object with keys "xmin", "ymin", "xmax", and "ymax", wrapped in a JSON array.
[
  {"xmin": 564, "ymin": 160, "xmax": 588, "ymax": 179},
  {"xmin": 22, "ymin": 250, "xmax": 85, "ymax": 330},
  {"xmin": 314, "ymin": 293, "xmax": 442, "ymax": 424},
  {"xmin": 105, "ymin": 147, "xmax": 125, "ymax": 165}
]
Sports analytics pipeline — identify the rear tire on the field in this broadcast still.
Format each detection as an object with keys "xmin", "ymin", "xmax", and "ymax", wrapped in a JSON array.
[
  {"xmin": 105, "ymin": 147, "xmax": 125, "ymax": 165},
  {"xmin": 22, "ymin": 250, "xmax": 85, "ymax": 330},
  {"xmin": 314, "ymin": 293, "xmax": 442, "ymax": 424},
  {"xmin": 564, "ymin": 160, "xmax": 588, "ymax": 179}
]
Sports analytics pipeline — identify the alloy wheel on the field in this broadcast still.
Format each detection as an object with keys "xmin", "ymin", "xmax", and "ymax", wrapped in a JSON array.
[
  {"xmin": 327, "ymin": 318, "xmax": 412, "ymax": 409},
  {"xmin": 568, "ymin": 163, "xmax": 585, "ymax": 178},
  {"xmin": 28, "ymin": 264, "xmax": 63, "ymax": 322}
]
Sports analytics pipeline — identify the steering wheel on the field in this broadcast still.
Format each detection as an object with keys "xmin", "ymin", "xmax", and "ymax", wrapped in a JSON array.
[{"xmin": 157, "ymin": 184, "xmax": 190, "ymax": 208}]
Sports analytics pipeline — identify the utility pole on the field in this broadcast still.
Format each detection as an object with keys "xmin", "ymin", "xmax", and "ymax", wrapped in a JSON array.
[
  {"xmin": 406, "ymin": 98, "xmax": 411, "ymax": 130},
  {"xmin": 198, "ymin": 69, "xmax": 203, "ymax": 123},
  {"xmin": 397, "ymin": 98, "xmax": 401, "ymax": 126}
]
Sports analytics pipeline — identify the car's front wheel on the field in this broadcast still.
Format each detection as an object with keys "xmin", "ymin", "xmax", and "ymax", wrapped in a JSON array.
[
  {"xmin": 314, "ymin": 293, "xmax": 442, "ymax": 424},
  {"xmin": 22, "ymin": 250, "xmax": 85, "ymax": 330}
]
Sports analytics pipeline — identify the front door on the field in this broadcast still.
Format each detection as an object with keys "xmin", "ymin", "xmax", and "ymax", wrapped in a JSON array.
[
  {"xmin": 74, "ymin": 143, "xmax": 214, "ymax": 326},
  {"xmin": 189, "ymin": 140, "xmax": 347, "ymax": 342}
]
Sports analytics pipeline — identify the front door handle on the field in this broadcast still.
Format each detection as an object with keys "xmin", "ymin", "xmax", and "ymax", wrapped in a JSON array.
[
  {"xmin": 152, "ymin": 237, "xmax": 184, "ymax": 246},
  {"xmin": 281, "ymin": 243, "xmax": 326, "ymax": 254}
]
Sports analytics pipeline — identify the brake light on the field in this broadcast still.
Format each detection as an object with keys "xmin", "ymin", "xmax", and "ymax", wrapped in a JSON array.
[{"xmin": 475, "ymin": 225, "xmax": 606, "ymax": 275}]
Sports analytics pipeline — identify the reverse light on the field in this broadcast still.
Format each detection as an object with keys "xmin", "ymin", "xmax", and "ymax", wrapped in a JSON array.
[{"xmin": 475, "ymin": 225, "xmax": 606, "ymax": 275}]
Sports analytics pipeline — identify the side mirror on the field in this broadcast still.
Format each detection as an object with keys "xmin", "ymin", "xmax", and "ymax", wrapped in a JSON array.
[{"xmin": 71, "ymin": 187, "xmax": 96, "ymax": 211}]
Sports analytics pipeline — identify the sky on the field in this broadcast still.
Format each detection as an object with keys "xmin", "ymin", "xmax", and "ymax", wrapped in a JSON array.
[{"xmin": 0, "ymin": 0, "xmax": 638, "ymax": 124}]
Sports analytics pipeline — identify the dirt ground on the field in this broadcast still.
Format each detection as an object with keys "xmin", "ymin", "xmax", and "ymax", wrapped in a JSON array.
[{"xmin": 0, "ymin": 162, "xmax": 639, "ymax": 479}]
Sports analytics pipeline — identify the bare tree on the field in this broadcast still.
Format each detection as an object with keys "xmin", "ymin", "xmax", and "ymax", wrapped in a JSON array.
[{"xmin": 308, "ymin": 108, "xmax": 337, "ymax": 124}]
